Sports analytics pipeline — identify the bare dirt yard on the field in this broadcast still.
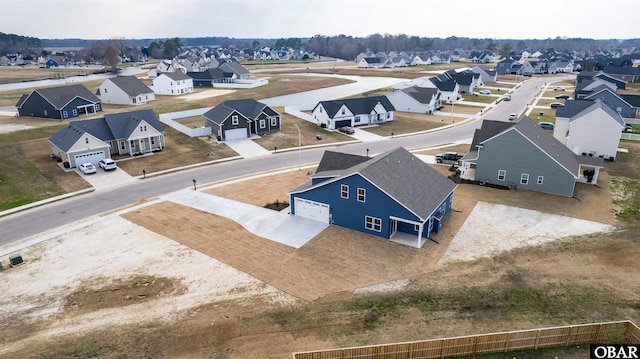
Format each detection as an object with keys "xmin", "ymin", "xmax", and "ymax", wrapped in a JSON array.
[{"xmin": 1, "ymin": 144, "xmax": 638, "ymax": 358}]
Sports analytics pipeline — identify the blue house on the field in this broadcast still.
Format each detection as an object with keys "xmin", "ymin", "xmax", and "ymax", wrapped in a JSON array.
[
  {"xmin": 288, "ymin": 147, "xmax": 457, "ymax": 248},
  {"xmin": 45, "ymin": 58, "xmax": 59, "ymax": 68},
  {"xmin": 16, "ymin": 84, "xmax": 102, "ymax": 120}
]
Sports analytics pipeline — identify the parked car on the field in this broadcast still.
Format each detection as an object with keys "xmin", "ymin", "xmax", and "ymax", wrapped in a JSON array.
[
  {"xmin": 78, "ymin": 162, "xmax": 97, "ymax": 174},
  {"xmin": 538, "ymin": 122, "xmax": 555, "ymax": 131},
  {"xmin": 553, "ymin": 86, "xmax": 565, "ymax": 91},
  {"xmin": 508, "ymin": 113, "xmax": 518, "ymax": 121},
  {"xmin": 435, "ymin": 151, "xmax": 463, "ymax": 163},
  {"xmin": 503, "ymin": 94, "xmax": 511, "ymax": 101},
  {"xmin": 478, "ymin": 89, "xmax": 491, "ymax": 95},
  {"xmin": 98, "ymin": 158, "xmax": 117, "ymax": 171},
  {"xmin": 550, "ymin": 102, "xmax": 565, "ymax": 109},
  {"xmin": 339, "ymin": 126, "xmax": 355, "ymax": 134},
  {"xmin": 555, "ymin": 94, "xmax": 570, "ymax": 100}
]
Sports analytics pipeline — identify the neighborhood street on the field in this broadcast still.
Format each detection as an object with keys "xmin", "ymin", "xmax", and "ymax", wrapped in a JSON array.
[{"xmin": 0, "ymin": 75, "xmax": 567, "ymax": 247}]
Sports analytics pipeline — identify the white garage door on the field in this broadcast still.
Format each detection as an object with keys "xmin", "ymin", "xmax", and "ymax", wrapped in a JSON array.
[
  {"xmin": 294, "ymin": 198, "xmax": 330, "ymax": 223},
  {"xmin": 74, "ymin": 151, "xmax": 105, "ymax": 166},
  {"xmin": 224, "ymin": 128, "xmax": 247, "ymax": 141}
]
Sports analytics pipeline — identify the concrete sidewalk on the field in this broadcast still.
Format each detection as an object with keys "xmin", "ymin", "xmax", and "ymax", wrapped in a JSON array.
[{"xmin": 160, "ymin": 190, "xmax": 329, "ymax": 248}]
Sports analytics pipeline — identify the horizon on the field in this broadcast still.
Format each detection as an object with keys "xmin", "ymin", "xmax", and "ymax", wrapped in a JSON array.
[{"xmin": 1, "ymin": 0, "xmax": 638, "ymax": 42}]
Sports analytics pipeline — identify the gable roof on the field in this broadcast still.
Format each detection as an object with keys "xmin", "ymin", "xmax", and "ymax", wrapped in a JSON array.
[
  {"xmin": 18, "ymin": 84, "xmax": 100, "ymax": 109},
  {"xmin": 429, "ymin": 78, "xmax": 457, "ymax": 92},
  {"xmin": 315, "ymin": 151, "xmax": 370, "ymax": 174},
  {"xmin": 187, "ymin": 68, "xmax": 225, "ymax": 81},
  {"xmin": 470, "ymin": 120, "xmax": 515, "ymax": 149},
  {"xmin": 315, "ymin": 96, "xmax": 395, "ymax": 118},
  {"xmin": 48, "ymin": 109, "xmax": 162, "ymax": 151},
  {"xmin": 161, "ymin": 71, "xmax": 192, "ymax": 81},
  {"xmin": 203, "ymin": 98, "xmax": 272, "ymax": 124},
  {"xmin": 294, "ymin": 147, "xmax": 457, "ymax": 221},
  {"xmin": 620, "ymin": 94, "xmax": 640, "ymax": 107},
  {"xmin": 557, "ymin": 99, "xmax": 626, "ymax": 126},
  {"xmin": 507, "ymin": 117, "xmax": 579, "ymax": 177},
  {"xmin": 100, "ymin": 76, "xmax": 153, "ymax": 96},
  {"xmin": 399, "ymin": 86, "xmax": 439, "ymax": 104}
]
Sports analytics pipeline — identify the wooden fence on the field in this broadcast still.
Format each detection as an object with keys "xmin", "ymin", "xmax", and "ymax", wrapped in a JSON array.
[{"xmin": 293, "ymin": 320, "xmax": 640, "ymax": 359}]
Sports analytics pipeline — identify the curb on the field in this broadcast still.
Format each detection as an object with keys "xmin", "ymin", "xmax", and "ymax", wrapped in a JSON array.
[{"xmin": 0, "ymin": 188, "xmax": 95, "ymax": 218}]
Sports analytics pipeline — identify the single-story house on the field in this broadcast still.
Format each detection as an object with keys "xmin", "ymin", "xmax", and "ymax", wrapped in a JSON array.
[
  {"xmin": 288, "ymin": 147, "xmax": 457, "ymax": 248},
  {"xmin": 312, "ymin": 96, "xmax": 395, "ymax": 129},
  {"xmin": 16, "ymin": 84, "xmax": 102, "ymax": 120},
  {"xmin": 387, "ymin": 86, "xmax": 440, "ymax": 114},
  {"xmin": 151, "ymin": 72, "xmax": 194, "ymax": 95},
  {"xmin": 459, "ymin": 117, "xmax": 603, "ymax": 197},
  {"xmin": 553, "ymin": 99, "xmax": 625, "ymax": 160},
  {"xmin": 203, "ymin": 98, "xmax": 281, "ymax": 141},
  {"xmin": 48, "ymin": 108, "xmax": 164, "ymax": 168},
  {"xmin": 96, "ymin": 76, "xmax": 155, "ymax": 105}
]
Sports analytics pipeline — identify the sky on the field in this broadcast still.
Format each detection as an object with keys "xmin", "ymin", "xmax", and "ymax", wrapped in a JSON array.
[{"xmin": 1, "ymin": 0, "xmax": 638, "ymax": 41}]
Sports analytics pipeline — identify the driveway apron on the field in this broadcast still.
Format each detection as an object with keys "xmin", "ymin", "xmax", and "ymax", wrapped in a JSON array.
[
  {"xmin": 225, "ymin": 138, "xmax": 272, "ymax": 158},
  {"xmin": 160, "ymin": 190, "xmax": 328, "ymax": 248}
]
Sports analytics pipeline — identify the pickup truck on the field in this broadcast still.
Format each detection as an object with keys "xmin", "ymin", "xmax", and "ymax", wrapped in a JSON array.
[{"xmin": 435, "ymin": 151, "xmax": 463, "ymax": 163}]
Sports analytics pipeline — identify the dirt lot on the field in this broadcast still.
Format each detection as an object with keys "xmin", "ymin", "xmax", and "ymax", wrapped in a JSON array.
[{"xmin": 1, "ymin": 147, "xmax": 637, "ymax": 358}]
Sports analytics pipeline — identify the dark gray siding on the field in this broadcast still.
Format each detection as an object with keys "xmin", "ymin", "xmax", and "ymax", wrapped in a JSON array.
[
  {"xmin": 475, "ymin": 129, "xmax": 576, "ymax": 197},
  {"xmin": 18, "ymin": 92, "xmax": 59, "ymax": 119}
]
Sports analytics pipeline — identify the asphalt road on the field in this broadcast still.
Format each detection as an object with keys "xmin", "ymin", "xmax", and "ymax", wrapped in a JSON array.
[{"xmin": 0, "ymin": 75, "xmax": 570, "ymax": 246}]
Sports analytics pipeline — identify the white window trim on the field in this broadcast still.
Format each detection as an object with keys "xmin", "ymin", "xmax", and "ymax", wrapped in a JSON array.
[
  {"xmin": 232, "ymin": 115, "xmax": 239, "ymax": 125},
  {"xmin": 498, "ymin": 169, "xmax": 506, "ymax": 181},
  {"xmin": 537, "ymin": 176, "xmax": 544, "ymax": 185},
  {"xmin": 521, "ymin": 173, "xmax": 529, "ymax": 185},
  {"xmin": 271, "ymin": 117, "xmax": 278, "ymax": 126},
  {"xmin": 259, "ymin": 119, "xmax": 266, "ymax": 129},
  {"xmin": 365, "ymin": 215, "xmax": 382, "ymax": 232},
  {"xmin": 357, "ymin": 188, "xmax": 366, "ymax": 202},
  {"xmin": 341, "ymin": 184, "xmax": 349, "ymax": 199}
]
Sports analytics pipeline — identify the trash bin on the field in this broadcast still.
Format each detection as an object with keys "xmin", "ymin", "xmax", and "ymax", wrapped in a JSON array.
[{"xmin": 63, "ymin": 161, "xmax": 70, "ymax": 168}]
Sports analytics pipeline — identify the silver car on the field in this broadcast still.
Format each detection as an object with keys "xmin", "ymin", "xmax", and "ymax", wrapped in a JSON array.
[{"xmin": 98, "ymin": 158, "xmax": 117, "ymax": 171}]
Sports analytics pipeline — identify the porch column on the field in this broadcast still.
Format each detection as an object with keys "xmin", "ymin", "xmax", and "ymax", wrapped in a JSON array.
[{"xmin": 417, "ymin": 224, "xmax": 424, "ymax": 248}]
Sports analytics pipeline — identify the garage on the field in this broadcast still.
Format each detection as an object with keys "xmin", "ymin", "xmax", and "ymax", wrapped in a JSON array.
[
  {"xmin": 73, "ymin": 151, "xmax": 105, "ymax": 167},
  {"xmin": 334, "ymin": 119, "xmax": 351, "ymax": 129},
  {"xmin": 224, "ymin": 128, "xmax": 248, "ymax": 141},
  {"xmin": 293, "ymin": 198, "xmax": 330, "ymax": 223}
]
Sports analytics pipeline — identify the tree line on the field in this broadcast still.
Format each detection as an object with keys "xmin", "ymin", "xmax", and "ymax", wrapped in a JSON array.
[{"xmin": 0, "ymin": 32, "xmax": 42, "ymax": 57}]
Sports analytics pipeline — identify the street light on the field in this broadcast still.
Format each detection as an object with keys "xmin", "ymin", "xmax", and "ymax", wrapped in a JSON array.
[
  {"xmin": 293, "ymin": 123, "xmax": 301, "ymax": 170},
  {"xmin": 450, "ymin": 101, "xmax": 454, "ymax": 123}
]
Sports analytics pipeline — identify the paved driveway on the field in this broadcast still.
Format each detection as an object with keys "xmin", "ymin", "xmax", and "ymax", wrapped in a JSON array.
[
  {"xmin": 76, "ymin": 167, "xmax": 138, "ymax": 190},
  {"xmin": 225, "ymin": 138, "xmax": 272, "ymax": 158},
  {"xmin": 160, "ymin": 190, "xmax": 329, "ymax": 248}
]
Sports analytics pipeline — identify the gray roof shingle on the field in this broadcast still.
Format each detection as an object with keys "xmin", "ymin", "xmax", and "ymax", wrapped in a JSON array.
[
  {"xmin": 19, "ymin": 84, "xmax": 100, "ymax": 109},
  {"xmin": 101, "ymin": 76, "xmax": 153, "ymax": 97}
]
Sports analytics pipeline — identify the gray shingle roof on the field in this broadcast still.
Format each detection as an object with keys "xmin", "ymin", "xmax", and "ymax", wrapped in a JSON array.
[
  {"xmin": 400, "ymin": 86, "xmax": 439, "ymax": 104},
  {"xmin": 203, "ymin": 99, "xmax": 274, "ymax": 125},
  {"xmin": 18, "ymin": 84, "xmax": 100, "ymax": 109},
  {"xmin": 162, "ymin": 71, "xmax": 192, "ymax": 81},
  {"xmin": 48, "ymin": 109, "xmax": 162, "ymax": 151},
  {"xmin": 102, "ymin": 76, "xmax": 153, "ymax": 96},
  {"xmin": 315, "ymin": 96, "xmax": 395, "ymax": 118}
]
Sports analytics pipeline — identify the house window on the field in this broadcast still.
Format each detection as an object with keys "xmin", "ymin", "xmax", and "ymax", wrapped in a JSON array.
[
  {"xmin": 357, "ymin": 188, "xmax": 366, "ymax": 202},
  {"xmin": 260, "ymin": 119, "xmax": 266, "ymax": 129},
  {"xmin": 72, "ymin": 109, "xmax": 77, "ymax": 116},
  {"xmin": 271, "ymin": 117, "xmax": 277, "ymax": 126},
  {"xmin": 354, "ymin": 116, "xmax": 361, "ymax": 123},
  {"xmin": 497, "ymin": 170, "xmax": 506, "ymax": 181},
  {"xmin": 365, "ymin": 216, "xmax": 382, "ymax": 232},
  {"xmin": 521, "ymin": 173, "xmax": 529, "ymax": 185},
  {"xmin": 85, "ymin": 137, "xmax": 89, "ymax": 144},
  {"xmin": 537, "ymin": 176, "xmax": 544, "ymax": 185},
  {"xmin": 151, "ymin": 138, "xmax": 155, "ymax": 145},
  {"xmin": 140, "ymin": 126, "xmax": 144, "ymax": 131},
  {"xmin": 414, "ymin": 224, "xmax": 420, "ymax": 232},
  {"xmin": 387, "ymin": 113, "xmax": 390, "ymax": 119},
  {"xmin": 341, "ymin": 184, "xmax": 349, "ymax": 199},
  {"xmin": 341, "ymin": 108, "xmax": 345, "ymax": 115},
  {"xmin": 232, "ymin": 115, "xmax": 239, "ymax": 125},
  {"xmin": 95, "ymin": 104, "xmax": 101, "ymax": 111},
  {"xmin": 120, "ymin": 141, "xmax": 126, "ymax": 150},
  {"xmin": 63, "ymin": 111, "xmax": 68, "ymax": 118},
  {"xmin": 43, "ymin": 110, "xmax": 48, "ymax": 116},
  {"xmin": 133, "ymin": 98, "xmax": 136, "ymax": 104},
  {"xmin": 104, "ymin": 88, "xmax": 107, "ymax": 93}
]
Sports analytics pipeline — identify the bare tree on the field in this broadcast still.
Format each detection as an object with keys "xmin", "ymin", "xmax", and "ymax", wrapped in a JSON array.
[{"xmin": 105, "ymin": 45, "xmax": 120, "ymax": 71}]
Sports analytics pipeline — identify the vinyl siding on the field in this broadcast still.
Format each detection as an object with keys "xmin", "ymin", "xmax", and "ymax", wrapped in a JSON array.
[{"xmin": 475, "ymin": 129, "xmax": 576, "ymax": 197}]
